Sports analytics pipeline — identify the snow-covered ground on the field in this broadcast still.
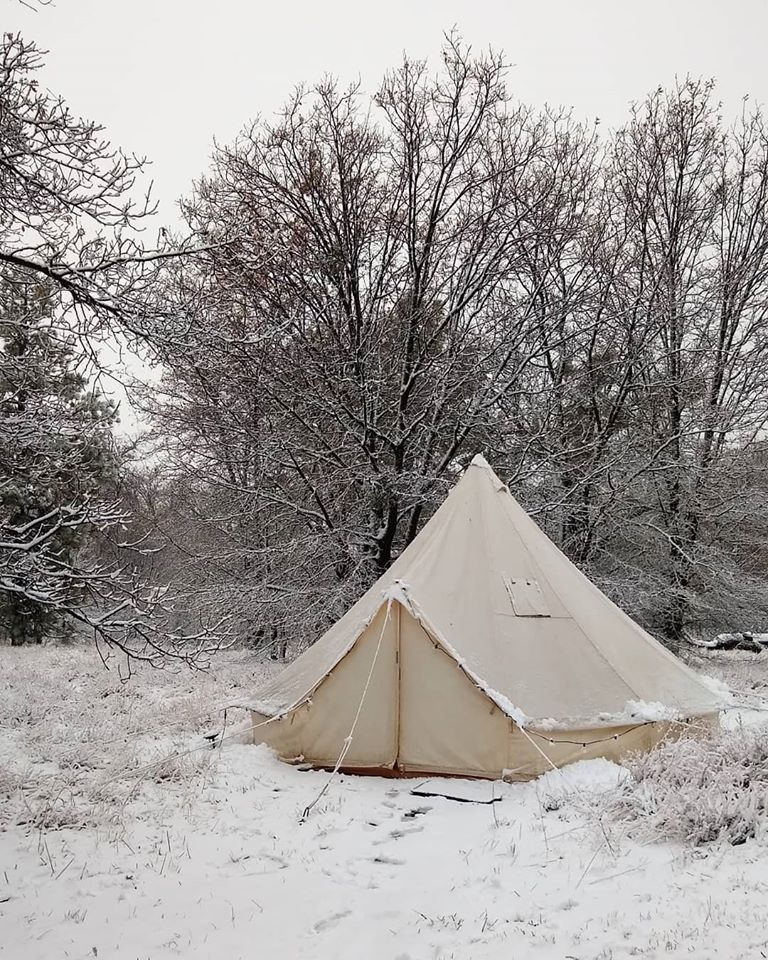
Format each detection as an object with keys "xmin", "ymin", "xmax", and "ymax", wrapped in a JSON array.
[{"xmin": 3, "ymin": 646, "xmax": 768, "ymax": 959}]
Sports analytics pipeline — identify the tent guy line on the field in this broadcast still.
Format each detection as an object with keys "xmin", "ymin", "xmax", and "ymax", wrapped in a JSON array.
[{"xmin": 300, "ymin": 597, "xmax": 395, "ymax": 821}]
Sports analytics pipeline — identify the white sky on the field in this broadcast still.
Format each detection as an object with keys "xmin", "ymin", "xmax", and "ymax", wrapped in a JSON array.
[
  {"xmin": 8, "ymin": 0, "xmax": 768, "ymax": 223},
  {"xmin": 6, "ymin": 0, "xmax": 767, "ymax": 434}
]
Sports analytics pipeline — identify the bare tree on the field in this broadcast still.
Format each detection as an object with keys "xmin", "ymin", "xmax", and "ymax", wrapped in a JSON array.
[
  {"xmin": 1, "ymin": 36, "xmax": 151, "ymax": 325},
  {"xmin": 0, "ymin": 35, "xmax": 229, "ymax": 663},
  {"xmin": 136, "ymin": 49, "xmax": 768, "ymax": 651},
  {"xmin": 592, "ymin": 82, "xmax": 768, "ymax": 641},
  {"xmin": 141, "ymin": 38, "xmax": 600, "ymax": 648}
]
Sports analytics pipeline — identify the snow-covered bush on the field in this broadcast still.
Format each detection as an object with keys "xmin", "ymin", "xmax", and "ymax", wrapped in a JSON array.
[{"xmin": 604, "ymin": 727, "xmax": 768, "ymax": 846}]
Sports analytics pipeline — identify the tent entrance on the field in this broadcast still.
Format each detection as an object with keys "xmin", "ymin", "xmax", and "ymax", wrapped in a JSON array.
[
  {"xmin": 292, "ymin": 601, "xmax": 511, "ymax": 778},
  {"xmin": 393, "ymin": 603, "xmax": 511, "ymax": 778}
]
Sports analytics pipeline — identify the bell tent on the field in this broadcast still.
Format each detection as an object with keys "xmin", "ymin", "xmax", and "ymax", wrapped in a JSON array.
[{"xmin": 246, "ymin": 455, "xmax": 722, "ymax": 779}]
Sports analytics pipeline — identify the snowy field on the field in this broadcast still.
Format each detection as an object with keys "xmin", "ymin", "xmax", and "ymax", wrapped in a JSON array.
[{"xmin": 3, "ymin": 647, "xmax": 768, "ymax": 960}]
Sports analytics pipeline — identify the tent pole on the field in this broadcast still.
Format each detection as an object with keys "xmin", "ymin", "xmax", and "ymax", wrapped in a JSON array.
[{"xmin": 394, "ymin": 600, "xmax": 402, "ymax": 772}]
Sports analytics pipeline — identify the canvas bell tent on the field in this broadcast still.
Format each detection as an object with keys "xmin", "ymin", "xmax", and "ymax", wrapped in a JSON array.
[{"xmin": 246, "ymin": 455, "xmax": 723, "ymax": 779}]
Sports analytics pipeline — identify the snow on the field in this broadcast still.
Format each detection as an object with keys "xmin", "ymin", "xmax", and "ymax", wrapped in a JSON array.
[
  {"xmin": 381, "ymin": 579, "xmax": 413, "ymax": 611},
  {"xmin": 4, "ymin": 646, "xmax": 768, "ymax": 959},
  {"xmin": 245, "ymin": 695, "xmax": 296, "ymax": 718},
  {"xmin": 536, "ymin": 756, "xmax": 631, "ymax": 795},
  {"xmin": 479, "ymin": 685, "xmax": 532, "ymax": 728},
  {"xmin": 598, "ymin": 699, "xmax": 684, "ymax": 724},
  {"xmin": 699, "ymin": 673, "xmax": 734, "ymax": 703},
  {"xmin": 495, "ymin": 687, "xmax": 734, "ymax": 733},
  {"xmin": 711, "ymin": 633, "xmax": 768, "ymax": 648},
  {"xmin": 722, "ymin": 707, "xmax": 768, "ymax": 730}
]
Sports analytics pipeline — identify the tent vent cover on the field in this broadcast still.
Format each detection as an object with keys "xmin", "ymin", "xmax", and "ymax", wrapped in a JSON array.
[{"xmin": 503, "ymin": 574, "xmax": 550, "ymax": 617}]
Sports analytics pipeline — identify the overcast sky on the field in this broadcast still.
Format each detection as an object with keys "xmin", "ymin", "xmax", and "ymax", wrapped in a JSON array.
[{"xmin": 8, "ymin": 0, "xmax": 768, "ymax": 223}]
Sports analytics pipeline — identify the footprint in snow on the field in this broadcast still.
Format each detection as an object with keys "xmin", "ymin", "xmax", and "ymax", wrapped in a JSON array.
[
  {"xmin": 312, "ymin": 909, "xmax": 352, "ymax": 934},
  {"xmin": 372, "ymin": 824, "xmax": 424, "ymax": 845}
]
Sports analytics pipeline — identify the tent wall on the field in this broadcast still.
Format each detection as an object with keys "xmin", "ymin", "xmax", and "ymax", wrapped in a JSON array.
[
  {"xmin": 397, "ymin": 608, "xmax": 512, "ymax": 777},
  {"xmin": 501, "ymin": 715, "xmax": 718, "ymax": 780},
  {"xmin": 249, "ymin": 602, "xmax": 513, "ymax": 777},
  {"xmin": 248, "ymin": 600, "xmax": 719, "ymax": 780},
  {"xmin": 250, "ymin": 604, "xmax": 399, "ymax": 769}
]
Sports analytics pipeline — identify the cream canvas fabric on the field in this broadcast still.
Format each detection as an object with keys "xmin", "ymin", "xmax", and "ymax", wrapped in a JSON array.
[{"xmin": 246, "ymin": 455, "xmax": 722, "ymax": 778}]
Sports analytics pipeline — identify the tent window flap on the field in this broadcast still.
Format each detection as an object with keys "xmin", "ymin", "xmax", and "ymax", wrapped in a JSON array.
[{"xmin": 502, "ymin": 574, "xmax": 550, "ymax": 617}]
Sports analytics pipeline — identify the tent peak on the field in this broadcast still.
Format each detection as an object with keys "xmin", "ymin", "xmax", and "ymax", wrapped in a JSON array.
[{"xmin": 469, "ymin": 453, "xmax": 507, "ymax": 492}]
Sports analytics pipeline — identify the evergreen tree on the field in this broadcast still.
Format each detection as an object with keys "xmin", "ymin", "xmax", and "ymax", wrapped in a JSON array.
[{"xmin": 0, "ymin": 275, "xmax": 118, "ymax": 643}]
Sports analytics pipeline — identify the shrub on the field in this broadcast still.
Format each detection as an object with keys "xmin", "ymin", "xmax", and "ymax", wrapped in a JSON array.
[{"xmin": 603, "ymin": 726, "xmax": 768, "ymax": 846}]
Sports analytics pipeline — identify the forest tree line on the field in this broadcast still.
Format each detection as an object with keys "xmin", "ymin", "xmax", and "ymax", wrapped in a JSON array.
[{"xmin": 3, "ymin": 34, "xmax": 768, "ymax": 661}]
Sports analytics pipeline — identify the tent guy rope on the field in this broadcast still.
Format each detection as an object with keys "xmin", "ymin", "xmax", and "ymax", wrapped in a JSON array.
[{"xmin": 299, "ymin": 597, "xmax": 394, "ymax": 822}]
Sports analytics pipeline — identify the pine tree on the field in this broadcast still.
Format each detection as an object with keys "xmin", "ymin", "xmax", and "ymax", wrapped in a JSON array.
[{"xmin": 0, "ymin": 275, "xmax": 118, "ymax": 644}]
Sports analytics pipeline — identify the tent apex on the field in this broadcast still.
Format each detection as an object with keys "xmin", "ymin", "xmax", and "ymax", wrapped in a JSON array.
[{"xmin": 469, "ymin": 453, "xmax": 507, "ymax": 492}]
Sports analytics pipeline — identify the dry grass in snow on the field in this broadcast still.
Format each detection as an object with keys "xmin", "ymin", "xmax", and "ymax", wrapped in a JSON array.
[
  {"xmin": 2, "ymin": 645, "xmax": 768, "ymax": 959},
  {"xmin": 0, "ymin": 645, "xmax": 278, "ymax": 831}
]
